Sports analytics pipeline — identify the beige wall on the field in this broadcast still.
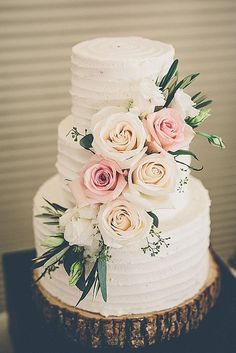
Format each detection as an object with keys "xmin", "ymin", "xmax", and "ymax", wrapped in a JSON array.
[{"xmin": 0, "ymin": 0, "xmax": 236, "ymax": 311}]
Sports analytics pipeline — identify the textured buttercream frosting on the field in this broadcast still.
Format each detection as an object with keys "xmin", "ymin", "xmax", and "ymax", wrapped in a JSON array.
[
  {"xmin": 34, "ymin": 174, "xmax": 210, "ymax": 317},
  {"xmin": 71, "ymin": 37, "xmax": 174, "ymax": 120}
]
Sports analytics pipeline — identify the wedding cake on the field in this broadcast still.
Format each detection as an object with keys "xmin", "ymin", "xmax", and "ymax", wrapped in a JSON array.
[{"xmin": 32, "ymin": 37, "xmax": 224, "ymax": 348}]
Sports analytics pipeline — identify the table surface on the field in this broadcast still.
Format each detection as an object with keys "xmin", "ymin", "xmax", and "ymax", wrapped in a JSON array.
[{"xmin": 2, "ymin": 249, "xmax": 236, "ymax": 353}]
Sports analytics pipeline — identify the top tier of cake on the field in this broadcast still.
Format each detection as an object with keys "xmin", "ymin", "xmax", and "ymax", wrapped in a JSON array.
[{"xmin": 71, "ymin": 37, "xmax": 174, "ymax": 121}]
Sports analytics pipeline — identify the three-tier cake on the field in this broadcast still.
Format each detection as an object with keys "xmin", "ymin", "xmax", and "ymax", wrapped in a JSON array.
[{"xmin": 32, "ymin": 37, "xmax": 222, "ymax": 348}]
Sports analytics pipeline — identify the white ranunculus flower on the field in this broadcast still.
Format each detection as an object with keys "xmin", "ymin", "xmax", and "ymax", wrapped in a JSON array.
[
  {"xmin": 131, "ymin": 78, "xmax": 165, "ymax": 115},
  {"xmin": 59, "ymin": 207, "xmax": 80, "ymax": 228},
  {"xmin": 91, "ymin": 106, "xmax": 147, "ymax": 169},
  {"xmin": 59, "ymin": 206, "xmax": 98, "ymax": 247},
  {"xmin": 124, "ymin": 153, "xmax": 179, "ymax": 211},
  {"xmin": 97, "ymin": 199, "xmax": 153, "ymax": 248},
  {"xmin": 171, "ymin": 89, "xmax": 199, "ymax": 119}
]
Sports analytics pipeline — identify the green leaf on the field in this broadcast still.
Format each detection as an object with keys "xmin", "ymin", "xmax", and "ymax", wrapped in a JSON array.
[
  {"xmin": 147, "ymin": 211, "xmax": 159, "ymax": 228},
  {"xmin": 52, "ymin": 232, "xmax": 64, "ymax": 237},
  {"xmin": 166, "ymin": 73, "xmax": 178, "ymax": 91},
  {"xmin": 32, "ymin": 247, "xmax": 57, "ymax": 263},
  {"xmin": 35, "ymin": 213, "xmax": 60, "ymax": 219},
  {"xmin": 194, "ymin": 94, "xmax": 207, "ymax": 105},
  {"xmin": 195, "ymin": 100, "xmax": 212, "ymax": 109},
  {"xmin": 43, "ymin": 198, "xmax": 67, "ymax": 213},
  {"xmin": 196, "ymin": 132, "xmax": 226, "ymax": 149},
  {"xmin": 185, "ymin": 108, "xmax": 211, "ymax": 129},
  {"xmin": 41, "ymin": 236, "xmax": 64, "ymax": 248},
  {"xmin": 76, "ymin": 260, "xmax": 98, "ymax": 305},
  {"xmin": 32, "ymin": 246, "xmax": 62, "ymax": 268},
  {"xmin": 191, "ymin": 91, "xmax": 201, "ymax": 102},
  {"xmin": 79, "ymin": 134, "xmax": 94, "ymax": 150},
  {"xmin": 179, "ymin": 73, "xmax": 199, "ymax": 89},
  {"xmin": 168, "ymin": 149, "xmax": 199, "ymax": 160},
  {"xmin": 32, "ymin": 242, "xmax": 67, "ymax": 265},
  {"xmin": 165, "ymin": 73, "xmax": 199, "ymax": 107},
  {"xmin": 66, "ymin": 127, "xmax": 81, "ymax": 142},
  {"xmin": 76, "ymin": 268, "xmax": 86, "ymax": 291},
  {"xmin": 69, "ymin": 261, "xmax": 83, "ymax": 286},
  {"xmin": 159, "ymin": 59, "xmax": 178, "ymax": 90},
  {"xmin": 43, "ymin": 221, "xmax": 59, "ymax": 225},
  {"xmin": 43, "ymin": 246, "xmax": 70, "ymax": 268},
  {"xmin": 93, "ymin": 275, "xmax": 100, "ymax": 299},
  {"xmin": 32, "ymin": 258, "xmax": 48, "ymax": 269},
  {"xmin": 34, "ymin": 267, "xmax": 48, "ymax": 283},
  {"xmin": 97, "ymin": 256, "xmax": 107, "ymax": 302}
]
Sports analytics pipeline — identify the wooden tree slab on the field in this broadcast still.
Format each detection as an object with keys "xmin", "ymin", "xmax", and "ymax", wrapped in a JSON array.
[{"xmin": 32, "ymin": 252, "xmax": 220, "ymax": 349}]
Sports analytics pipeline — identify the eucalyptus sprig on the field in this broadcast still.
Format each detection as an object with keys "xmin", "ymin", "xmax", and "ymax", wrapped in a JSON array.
[
  {"xmin": 66, "ymin": 127, "xmax": 82, "ymax": 142},
  {"xmin": 142, "ymin": 226, "xmax": 170, "ymax": 257},
  {"xmin": 67, "ymin": 127, "xmax": 94, "ymax": 153}
]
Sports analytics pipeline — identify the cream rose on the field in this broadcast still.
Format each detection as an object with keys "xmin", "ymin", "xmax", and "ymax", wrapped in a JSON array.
[
  {"xmin": 171, "ymin": 89, "xmax": 199, "ymax": 119},
  {"xmin": 91, "ymin": 106, "xmax": 147, "ymax": 169},
  {"xmin": 59, "ymin": 206, "xmax": 98, "ymax": 247},
  {"xmin": 97, "ymin": 199, "xmax": 153, "ymax": 248},
  {"xmin": 124, "ymin": 153, "xmax": 178, "ymax": 211}
]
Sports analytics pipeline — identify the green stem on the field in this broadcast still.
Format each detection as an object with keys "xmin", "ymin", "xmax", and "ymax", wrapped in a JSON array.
[{"xmin": 196, "ymin": 131, "xmax": 210, "ymax": 138}]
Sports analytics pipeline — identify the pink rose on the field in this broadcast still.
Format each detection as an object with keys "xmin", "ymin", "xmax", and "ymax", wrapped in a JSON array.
[
  {"xmin": 145, "ymin": 108, "xmax": 195, "ymax": 152},
  {"xmin": 68, "ymin": 156, "xmax": 127, "ymax": 207}
]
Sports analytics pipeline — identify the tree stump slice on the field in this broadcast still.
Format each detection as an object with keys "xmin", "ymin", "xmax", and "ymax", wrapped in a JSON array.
[{"xmin": 32, "ymin": 252, "xmax": 220, "ymax": 349}]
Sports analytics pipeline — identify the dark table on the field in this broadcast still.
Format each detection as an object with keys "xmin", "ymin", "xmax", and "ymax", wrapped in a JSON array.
[{"xmin": 2, "ymin": 249, "xmax": 236, "ymax": 353}]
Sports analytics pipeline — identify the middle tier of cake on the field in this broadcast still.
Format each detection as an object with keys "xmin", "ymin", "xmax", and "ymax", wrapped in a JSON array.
[
  {"xmin": 56, "ymin": 114, "xmax": 192, "ymax": 221},
  {"xmin": 33, "ymin": 173, "xmax": 211, "ymax": 317}
]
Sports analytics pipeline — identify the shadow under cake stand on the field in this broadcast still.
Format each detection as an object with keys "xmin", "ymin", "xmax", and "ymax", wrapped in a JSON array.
[{"xmin": 32, "ymin": 252, "xmax": 220, "ymax": 349}]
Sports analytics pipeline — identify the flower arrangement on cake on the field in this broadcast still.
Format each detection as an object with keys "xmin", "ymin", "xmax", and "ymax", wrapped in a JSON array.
[{"xmin": 33, "ymin": 58, "xmax": 225, "ymax": 305}]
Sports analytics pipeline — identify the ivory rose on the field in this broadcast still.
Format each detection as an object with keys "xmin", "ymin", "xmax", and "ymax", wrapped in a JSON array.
[
  {"xmin": 67, "ymin": 156, "xmax": 127, "ymax": 207},
  {"xmin": 124, "ymin": 153, "xmax": 178, "ymax": 211},
  {"xmin": 91, "ymin": 106, "xmax": 147, "ymax": 169},
  {"xmin": 131, "ymin": 78, "xmax": 165, "ymax": 115},
  {"xmin": 171, "ymin": 89, "xmax": 199, "ymax": 119},
  {"xmin": 97, "ymin": 199, "xmax": 153, "ymax": 248},
  {"xmin": 145, "ymin": 107, "xmax": 194, "ymax": 152},
  {"xmin": 59, "ymin": 206, "xmax": 97, "ymax": 247}
]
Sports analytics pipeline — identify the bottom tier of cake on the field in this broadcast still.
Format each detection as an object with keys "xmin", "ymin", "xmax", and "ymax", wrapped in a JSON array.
[
  {"xmin": 32, "ymin": 253, "xmax": 220, "ymax": 348},
  {"xmin": 33, "ymin": 174, "xmax": 211, "ymax": 317}
]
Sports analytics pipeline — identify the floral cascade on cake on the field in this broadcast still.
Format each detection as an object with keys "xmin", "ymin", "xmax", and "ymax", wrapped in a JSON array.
[{"xmin": 33, "ymin": 56, "xmax": 225, "ymax": 306}]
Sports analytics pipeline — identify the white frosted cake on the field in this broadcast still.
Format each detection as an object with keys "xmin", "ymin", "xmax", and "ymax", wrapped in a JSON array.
[{"xmin": 32, "ymin": 37, "xmax": 223, "ymax": 341}]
